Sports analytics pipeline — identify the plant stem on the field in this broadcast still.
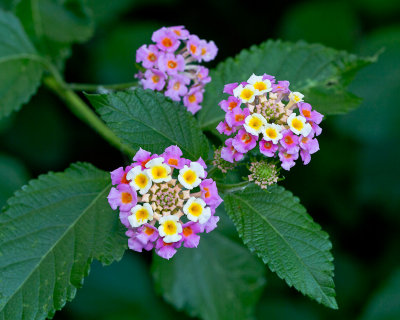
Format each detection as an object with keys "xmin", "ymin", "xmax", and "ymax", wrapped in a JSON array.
[
  {"xmin": 217, "ymin": 181, "xmax": 251, "ymax": 193},
  {"xmin": 43, "ymin": 76, "xmax": 136, "ymax": 158},
  {"xmin": 68, "ymin": 81, "xmax": 138, "ymax": 92}
]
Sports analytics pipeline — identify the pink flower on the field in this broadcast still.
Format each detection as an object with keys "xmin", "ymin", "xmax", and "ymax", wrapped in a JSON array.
[
  {"xmin": 279, "ymin": 148, "xmax": 299, "ymax": 171},
  {"xmin": 165, "ymin": 74, "xmax": 190, "ymax": 101},
  {"xmin": 219, "ymin": 96, "xmax": 241, "ymax": 112},
  {"xmin": 232, "ymin": 129, "xmax": 257, "ymax": 153},
  {"xmin": 141, "ymin": 69, "xmax": 166, "ymax": 91},
  {"xmin": 187, "ymin": 35, "xmax": 202, "ymax": 60},
  {"xmin": 136, "ymin": 44, "xmax": 159, "ymax": 68},
  {"xmin": 299, "ymin": 102, "xmax": 324, "ymax": 124},
  {"xmin": 272, "ymin": 80, "xmax": 290, "ymax": 94},
  {"xmin": 200, "ymin": 40, "xmax": 218, "ymax": 62},
  {"xmin": 132, "ymin": 148, "xmax": 157, "ymax": 169},
  {"xmin": 201, "ymin": 215, "xmax": 219, "ymax": 233},
  {"xmin": 161, "ymin": 145, "xmax": 186, "ymax": 169},
  {"xmin": 181, "ymin": 222, "xmax": 202, "ymax": 248},
  {"xmin": 158, "ymin": 53, "xmax": 185, "ymax": 75},
  {"xmin": 200, "ymin": 179, "xmax": 223, "ymax": 208},
  {"xmin": 216, "ymin": 120, "xmax": 235, "ymax": 136},
  {"xmin": 309, "ymin": 120, "xmax": 322, "ymax": 136},
  {"xmin": 183, "ymin": 88, "xmax": 203, "ymax": 114},
  {"xmin": 110, "ymin": 166, "xmax": 132, "ymax": 185},
  {"xmin": 196, "ymin": 66, "xmax": 211, "ymax": 84},
  {"xmin": 259, "ymin": 139, "xmax": 279, "ymax": 157},
  {"xmin": 126, "ymin": 225, "xmax": 158, "ymax": 252},
  {"xmin": 221, "ymin": 138, "xmax": 244, "ymax": 163},
  {"xmin": 152, "ymin": 27, "xmax": 180, "ymax": 52},
  {"xmin": 155, "ymin": 238, "xmax": 182, "ymax": 259},
  {"xmin": 169, "ymin": 25, "xmax": 189, "ymax": 39},
  {"xmin": 299, "ymin": 134, "xmax": 319, "ymax": 154},
  {"xmin": 280, "ymin": 129, "xmax": 300, "ymax": 154},
  {"xmin": 223, "ymin": 82, "xmax": 238, "ymax": 95},
  {"xmin": 226, "ymin": 107, "xmax": 250, "ymax": 128},
  {"xmin": 107, "ymin": 184, "xmax": 138, "ymax": 211},
  {"xmin": 119, "ymin": 211, "xmax": 131, "ymax": 228},
  {"xmin": 262, "ymin": 74, "xmax": 276, "ymax": 83}
]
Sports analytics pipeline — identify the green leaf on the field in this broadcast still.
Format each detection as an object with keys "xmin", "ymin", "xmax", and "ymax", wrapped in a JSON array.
[
  {"xmin": 87, "ymin": 89, "xmax": 209, "ymax": 161},
  {"xmin": 0, "ymin": 162, "xmax": 126, "ymax": 320},
  {"xmin": 224, "ymin": 184, "xmax": 337, "ymax": 309},
  {"xmin": 152, "ymin": 231, "xmax": 266, "ymax": 320},
  {"xmin": 0, "ymin": 9, "xmax": 44, "ymax": 118},
  {"xmin": 360, "ymin": 268, "xmax": 400, "ymax": 320},
  {"xmin": 197, "ymin": 39, "xmax": 375, "ymax": 130},
  {"xmin": 14, "ymin": 0, "xmax": 93, "ymax": 68}
]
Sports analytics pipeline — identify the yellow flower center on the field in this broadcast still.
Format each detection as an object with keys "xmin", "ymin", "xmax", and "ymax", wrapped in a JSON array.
[
  {"xmin": 136, "ymin": 208, "xmax": 149, "ymax": 221},
  {"xmin": 162, "ymin": 37, "xmax": 173, "ymax": 47},
  {"xmin": 249, "ymin": 116, "xmax": 263, "ymax": 130},
  {"xmin": 188, "ymin": 94, "xmax": 196, "ymax": 103},
  {"xmin": 164, "ymin": 221, "xmax": 178, "ymax": 235},
  {"xmin": 188, "ymin": 202, "xmax": 203, "ymax": 217},
  {"xmin": 134, "ymin": 173, "xmax": 148, "ymax": 189},
  {"xmin": 266, "ymin": 128, "xmax": 277, "ymax": 139},
  {"xmin": 173, "ymin": 82, "xmax": 181, "ymax": 90},
  {"xmin": 151, "ymin": 165, "xmax": 167, "ymax": 179},
  {"xmin": 292, "ymin": 118, "xmax": 304, "ymax": 131},
  {"xmin": 183, "ymin": 170, "xmax": 197, "ymax": 185},
  {"xmin": 253, "ymin": 81, "xmax": 267, "ymax": 91},
  {"xmin": 121, "ymin": 192, "xmax": 132, "ymax": 204},
  {"xmin": 240, "ymin": 88, "xmax": 254, "ymax": 100}
]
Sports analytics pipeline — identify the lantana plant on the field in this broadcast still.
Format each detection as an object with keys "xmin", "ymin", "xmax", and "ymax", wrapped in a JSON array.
[{"xmin": 0, "ymin": 6, "xmax": 375, "ymax": 320}]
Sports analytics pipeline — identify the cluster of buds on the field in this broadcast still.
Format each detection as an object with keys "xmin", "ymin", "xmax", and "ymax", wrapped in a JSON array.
[
  {"xmin": 248, "ymin": 160, "xmax": 279, "ymax": 189},
  {"xmin": 107, "ymin": 146, "xmax": 222, "ymax": 259},
  {"xmin": 135, "ymin": 26, "xmax": 218, "ymax": 114},
  {"xmin": 217, "ymin": 74, "xmax": 323, "ymax": 170}
]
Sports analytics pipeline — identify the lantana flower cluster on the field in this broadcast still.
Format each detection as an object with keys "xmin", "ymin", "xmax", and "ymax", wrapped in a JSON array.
[
  {"xmin": 217, "ymin": 74, "xmax": 323, "ymax": 170},
  {"xmin": 107, "ymin": 146, "xmax": 222, "ymax": 259},
  {"xmin": 135, "ymin": 26, "xmax": 218, "ymax": 114}
]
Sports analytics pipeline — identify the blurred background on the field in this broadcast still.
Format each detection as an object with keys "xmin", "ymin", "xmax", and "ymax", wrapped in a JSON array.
[{"xmin": 1, "ymin": 0, "xmax": 399, "ymax": 319}]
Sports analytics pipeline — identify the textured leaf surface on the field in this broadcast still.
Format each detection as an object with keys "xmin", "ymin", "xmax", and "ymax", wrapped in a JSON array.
[
  {"xmin": 0, "ymin": 10, "xmax": 44, "ymax": 118},
  {"xmin": 0, "ymin": 163, "xmax": 126, "ymax": 320},
  {"xmin": 152, "ymin": 232, "xmax": 266, "ymax": 320},
  {"xmin": 14, "ymin": 0, "xmax": 93, "ymax": 68},
  {"xmin": 87, "ymin": 89, "xmax": 209, "ymax": 160},
  {"xmin": 224, "ymin": 184, "xmax": 337, "ymax": 309},
  {"xmin": 198, "ymin": 39, "xmax": 375, "ymax": 130}
]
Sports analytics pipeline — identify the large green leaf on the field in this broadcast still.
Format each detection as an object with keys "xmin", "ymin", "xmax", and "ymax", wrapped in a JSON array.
[
  {"xmin": 14, "ymin": 0, "xmax": 93, "ymax": 68},
  {"xmin": 0, "ymin": 10, "xmax": 44, "ymax": 118},
  {"xmin": 152, "ymin": 231, "xmax": 266, "ymax": 320},
  {"xmin": 0, "ymin": 162, "xmax": 126, "ymax": 320},
  {"xmin": 197, "ymin": 39, "xmax": 375, "ymax": 130},
  {"xmin": 224, "ymin": 184, "xmax": 337, "ymax": 309},
  {"xmin": 87, "ymin": 89, "xmax": 209, "ymax": 160}
]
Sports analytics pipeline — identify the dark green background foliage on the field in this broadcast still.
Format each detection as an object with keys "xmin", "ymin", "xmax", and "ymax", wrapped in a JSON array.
[{"xmin": 0, "ymin": 0, "xmax": 399, "ymax": 319}]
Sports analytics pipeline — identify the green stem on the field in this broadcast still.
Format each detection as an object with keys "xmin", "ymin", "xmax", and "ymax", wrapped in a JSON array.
[
  {"xmin": 68, "ymin": 81, "xmax": 138, "ymax": 92},
  {"xmin": 217, "ymin": 181, "xmax": 251, "ymax": 193},
  {"xmin": 43, "ymin": 76, "xmax": 136, "ymax": 158}
]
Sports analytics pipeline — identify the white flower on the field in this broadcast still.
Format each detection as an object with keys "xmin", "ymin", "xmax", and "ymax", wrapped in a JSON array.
[
  {"xmin": 233, "ymin": 84, "xmax": 256, "ymax": 103},
  {"xmin": 145, "ymin": 157, "xmax": 171, "ymax": 183},
  {"xmin": 262, "ymin": 123, "xmax": 283, "ymax": 144},
  {"xmin": 127, "ymin": 166, "xmax": 152, "ymax": 195},
  {"xmin": 183, "ymin": 197, "xmax": 211, "ymax": 224},
  {"xmin": 247, "ymin": 74, "xmax": 272, "ymax": 95},
  {"xmin": 244, "ymin": 113, "xmax": 267, "ymax": 135},
  {"xmin": 128, "ymin": 203, "xmax": 154, "ymax": 228},
  {"xmin": 178, "ymin": 162, "xmax": 205, "ymax": 189},
  {"xmin": 289, "ymin": 91, "xmax": 304, "ymax": 103},
  {"xmin": 287, "ymin": 113, "xmax": 312, "ymax": 136},
  {"xmin": 158, "ymin": 215, "xmax": 182, "ymax": 243}
]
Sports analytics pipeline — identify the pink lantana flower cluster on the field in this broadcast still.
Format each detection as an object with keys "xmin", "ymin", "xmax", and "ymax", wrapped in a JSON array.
[
  {"xmin": 107, "ymin": 146, "xmax": 222, "ymax": 259},
  {"xmin": 217, "ymin": 74, "xmax": 323, "ymax": 170},
  {"xmin": 135, "ymin": 26, "xmax": 218, "ymax": 114}
]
